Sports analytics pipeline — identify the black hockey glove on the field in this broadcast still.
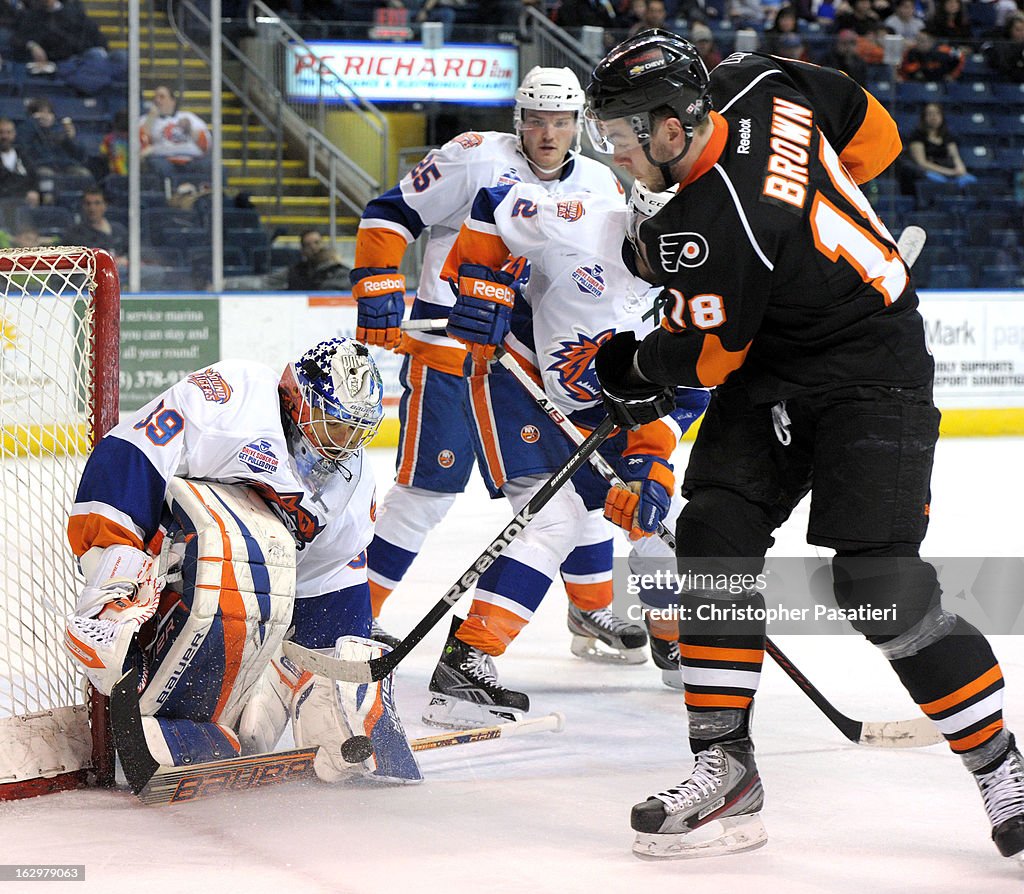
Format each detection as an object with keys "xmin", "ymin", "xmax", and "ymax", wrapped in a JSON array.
[{"xmin": 595, "ymin": 332, "xmax": 676, "ymax": 429}]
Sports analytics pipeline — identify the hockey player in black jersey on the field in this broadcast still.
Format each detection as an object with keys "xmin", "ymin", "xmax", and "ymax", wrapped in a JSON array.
[{"xmin": 585, "ymin": 30, "xmax": 1024, "ymax": 861}]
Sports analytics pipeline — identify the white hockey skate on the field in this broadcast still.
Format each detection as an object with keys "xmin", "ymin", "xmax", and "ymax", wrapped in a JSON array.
[
  {"xmin": 974, "ymin": 734, "xmax": 1024, "ymax": 860},
  {"xmin": 567, "ymin": 603, "xmax": 648, "ymax": 664},
  {"xmin": 422, "ymin": 618, "xmax": 529, "ymax": 730},
  {"xmin": 631, "ymin": 737, "xmax": 767, "ymax": 858}
]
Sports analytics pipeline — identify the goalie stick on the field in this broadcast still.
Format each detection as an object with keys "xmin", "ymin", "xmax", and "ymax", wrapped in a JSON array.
[{"xmin": 110, "ymin": 670, "xmax": 564, "ymax": 805}]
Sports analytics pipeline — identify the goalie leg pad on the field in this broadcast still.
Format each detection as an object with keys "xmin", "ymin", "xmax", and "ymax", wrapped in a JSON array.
[
  {"xmin": 141, "ymin": 478, "xmax": 296, "ymax": 726},
  {"xmin": 236, "ymin": 653, "xmax": 310, "ymax": 754},
  {"xmin": 293, "ymin": 636, "xmax": 421, "ymax": 784},
  {"xmin": 140, "ymin": 715, "xmax": 242, "ymax": 766}
]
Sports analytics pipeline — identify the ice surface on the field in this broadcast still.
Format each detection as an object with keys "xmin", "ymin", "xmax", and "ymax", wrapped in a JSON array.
[{"xmin": 2, "ymin": 438, "xmax": 1022, "ymax": 894}]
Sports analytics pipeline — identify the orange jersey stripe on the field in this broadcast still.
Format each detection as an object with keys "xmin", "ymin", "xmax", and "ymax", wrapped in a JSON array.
[
  {"xmin": 625, "ymin": 419, "xmax": 678, "ymax": 462},
  {"xmin": 469, "ymin": 364, "xmax": 507, "ymax": 489},
  {"xmin": 684, "ymin": 692, "xmax": 753, "ymax": 709},
  {"xmin": 563, "ymin": 580, "xmax": 613, "ymax": 612},
  {"xmin": 695, "ymin": 334, "xmax": 750, "ymax": 387},
  {"xmin": 919, "ymin": 665, "xmax": 1004, "ymax": 717},
  {"xmin": 441, "ymin": 224, "xmax": 511, "ymax": 285},
  {"xmin": 458, "ymin": 601, "xmax": 529, "ymax": 656},
  {"xmin": 841, "ymin": 89, "xmax": 902, "ymax": 185},
  {"xmin": 679, "ymin": 643, "xmax": 764, "ymax": 665},
  {"xmin": 949, "ymin": 719, "xmax": 1005, "ymax": 754},
  {"xmin": 67, "ymin": 513, "xmax": 144, "ymax": 557},
  {"xmin": 400, "ymin": 335, "xmax": 467, "ymax": 376},
  {"xmin": 369, "ymin": 579, "xmax": 393, "ymax": 617},
  {"xmin": 397, "ymin": 356, "xmax": 428, "ymax": 485},
  {"xmin": 354, "ymin": 225, "xmax": 410, "ymax": 270}
]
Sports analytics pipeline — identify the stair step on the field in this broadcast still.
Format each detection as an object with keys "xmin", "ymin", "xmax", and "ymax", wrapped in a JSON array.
[
  {"xmin": 260, "ymin": 213, "xmax": 360, "ymax": 226},
  {"xmin": 229, "ymin": 176, "xmax": 319, "ymax": 187},
  {"xmin": 222, "ymin": 159, "xmax": 304, "ymax": 171},
  {"xmin": 249, "ymin": 195, "xmax": 335, "ymax": 207},
  {"xmin": 109, "ymin": 40, "xmax": 185, "ymax": 51}
]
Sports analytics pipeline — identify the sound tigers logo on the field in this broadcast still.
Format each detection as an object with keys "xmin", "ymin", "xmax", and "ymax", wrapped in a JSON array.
[
  {"xmin": 187, "ymin": 369, "xmax": 233, "ymax": 403},
  {"xmin": 556, "ymin": 200, "xmax": 585, "ymax": 222},
  {"xmin": 547, "ymin": 329, "xmax": 615, "ymax": 402},
  {"xmin": 454, "ymin": 132, "xmax": 484, "ymax": 149}
]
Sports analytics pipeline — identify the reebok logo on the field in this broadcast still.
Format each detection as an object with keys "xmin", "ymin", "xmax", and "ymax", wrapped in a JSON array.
[
  {"xmin": 362, "ymin": 277, "xmax": 403, "ymax": 293},
  {"xmin": 469, "ymin": 279, "xmax": 514, "ymax": 305}
]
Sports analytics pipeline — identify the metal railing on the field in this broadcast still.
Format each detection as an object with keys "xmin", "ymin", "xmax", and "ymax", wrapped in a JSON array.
[
  {"xmin": 166, "ymin": 0, "xmax": 388, "ymax": 230},
  {"xmin": 517, "ymin": 5, "xmax": 601, "ymax": 84}
]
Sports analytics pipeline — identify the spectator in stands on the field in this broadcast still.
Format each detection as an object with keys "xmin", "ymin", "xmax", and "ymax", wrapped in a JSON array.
[
  {"xmin": 821, "ymin": 28, "xmax": 869, "ymax": 83},
  {"xmin": 555, "ymin": 0, "xmax": 620, "ymax": 28},
  {"xmin": 729, "ymin": 0, "xmax": 764, "ymax": 28},
  {"xmin": 98, "ymin": 110, "xmax": 130, "ymax": 179},
  {"xmin": 0, "ymin": 118, "xmax": 40, "ymax": 227},
  {"xmin": 899, "ymin": 28, "xmax": 964, "ymax": 79},
  {"xmin": 906, "ymin": 101, "xmax": 977, "ymax": 188},
  {"xmin": 776, "ymin": 30, "xmax": 811, "ymax": 58},
  {"xmin": 21, "ymin": 97, "xmax": 93, "ymax": 199},
  {"xmin": 853, "ymin": 21, "xmax": 891, "ymax": 62},
  {"xmin": 286, "ymin": 232, "xmax": 350, "ymax": 292},
  {"xmin": 764, "ymin": 4, "xmax": 802, "ymax": 53},
  {"xmin": 689, "ymin": 22, "xmax": 723, "ymax": 66},
  {"xmin": 139, "ymin": 85, "xmax": 213, "ymax": 186},
  {"xmin": 12, "ymin": 0, "xmax": 126, "ymax": 94},
  {"xmin": 984, "ymin": 12, "xmax": 1024, "ymax": 81},
  {"xmin": 62, "ymin": 187, "xmax": 127, "ymax": 267},
  {"xmin": 831, "ymin": 0, "xmax": 880, "ymax": 33},
  {"xmin": 413, "ymin": 0, "xmax": 466, "ymax": 40},
  {"xmin": 627, "ymin": 0, "xmax": 669, "ymax": 34},
  {"xmin": 885, "ymin": 0, "xmax": 925, "ymax": 42},
  {"xmin": 925, "ymin": 0, "xmax": 972, "ymax": 42}
]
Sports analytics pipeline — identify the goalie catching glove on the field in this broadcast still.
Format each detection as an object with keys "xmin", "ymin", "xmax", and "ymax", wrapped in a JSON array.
[
  {"xmin": 446, "ymin": 263, "xmax": 518, "ymax": 363},
  {"xmin": 351, "ymin": 266, "xmax": 405, "ymax": 349},
  {"xmin": 605, "ymin": 454, "xmax": 674, "ymax": 541},
  {"xmin": 64, "ymin": 544, "xmax": 162, "ymax": 695},
  {"xmin": 594, "ymin": 331, "xmax": 676, "ymax": 429}
]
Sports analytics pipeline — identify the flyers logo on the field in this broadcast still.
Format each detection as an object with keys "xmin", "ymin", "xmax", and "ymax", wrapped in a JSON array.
[
  {"xmin": 556, "ymin": 200, "xmax": 585, "ymax": 222},
  {"xmin": 659, "ymin": 232, "xmax": 709, "ymax": 271},
  {"xmin": 454, "ymin": 132, "xmax": 483, "ymax": 149},
  {"xmin": 548, "ymin": 329, "xmax": 615, "ymax": 402}
]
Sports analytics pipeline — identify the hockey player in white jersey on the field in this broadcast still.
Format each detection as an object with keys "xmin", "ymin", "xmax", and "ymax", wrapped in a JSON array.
[
  {"xmin": 64, "ymin": 338, "xmax": 421, "ymax": 783},
  {"xmin": 351, "ymin": 67, "xmax": 636, "ymax": 657},
  {"xmin": 417, "ymin": 180, "xmax": 709, "ymax": 728}
]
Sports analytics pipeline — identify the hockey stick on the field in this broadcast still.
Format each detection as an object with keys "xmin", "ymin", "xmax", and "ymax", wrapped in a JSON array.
[
  {"xmin": 110, "ymin": 670, "xmax": 565, "ymax": 805},
  {"xmin": 494, "ymin": 350, "xmax": 943, "ymax": 749},
  {"xmin": 283, "ymin": 416, "xmax": 618, "ymax": 683}
]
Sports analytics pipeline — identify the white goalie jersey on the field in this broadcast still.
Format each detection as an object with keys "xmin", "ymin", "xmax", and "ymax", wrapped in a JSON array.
[{"xmin": 68, "ymin": 359, "xmax": 376, "ymax": 599}]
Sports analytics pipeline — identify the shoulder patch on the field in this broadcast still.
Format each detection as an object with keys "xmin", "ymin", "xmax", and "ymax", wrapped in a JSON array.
[
  {"xmin": 556, "ymin": 200, "xmax": 586, "ymax": 222},
  {"xmin": 454, "ymin": 132, "xmax": 484, "ymax": 149},
  {"xmin": 187, "ymin": 368, "xmax": 233, "ymax": 403},
  {"xmin": 571, "ymin": 263, "xmax": 605, "ymax": 297},
  {"xmin": 238, "ymin": 439, "xmax": 279, "ymax": 474}
]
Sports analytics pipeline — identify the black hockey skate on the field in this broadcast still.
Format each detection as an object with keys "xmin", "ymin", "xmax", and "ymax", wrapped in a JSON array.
[
  {"xmin": 567, "ymin": 603, "xmax": 648, "ymax": 664},
  {"xmin": 422, "ymin": 617, "xmax": 530, "ymax": 730},
  {"xmin": 631, "ymin": 737, "xmax": 767, "ymax": 858},
  {"xmin": 974, "ymin": 734, "xmax": 1024, "ymax": 859},
  {"xmin": 369, "ymin": 618, "xmax": 401, "ymax": 650},
  {"xmin": 649, "ymin": 635, "xmax": 685, "ymax": 691}
]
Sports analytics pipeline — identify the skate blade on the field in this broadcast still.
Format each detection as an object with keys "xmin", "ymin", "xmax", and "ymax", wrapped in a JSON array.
[
  {"xmin": 632, "ymin": 814, "xmax": 768, "ymax": 859},
  {"xmin": 570, "ymin": 634, "xmax": 648, "ymax": 665},
  {"xmin": 660, "ymin": 669, "xmax": 685, "ymax": 691},
  {"xmin": 421, "ymin": 694, "xmax": 524, "ymax": 731}
]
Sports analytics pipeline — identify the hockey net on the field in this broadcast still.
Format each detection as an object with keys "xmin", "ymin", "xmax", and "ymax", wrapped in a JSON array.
[{"xmin": 0, "ymin": 247, "xmax": 119, "ymax": 799}]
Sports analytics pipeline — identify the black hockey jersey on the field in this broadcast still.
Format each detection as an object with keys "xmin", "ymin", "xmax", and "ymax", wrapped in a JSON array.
[{"xmin": 635, "ymin": 53, "xmax": 934, "ymax": 405}]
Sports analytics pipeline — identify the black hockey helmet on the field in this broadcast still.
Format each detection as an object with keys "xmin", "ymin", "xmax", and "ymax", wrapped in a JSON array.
[{"xmin": 584, "ymin": 29, "xmax": 711, "ymax": 174}]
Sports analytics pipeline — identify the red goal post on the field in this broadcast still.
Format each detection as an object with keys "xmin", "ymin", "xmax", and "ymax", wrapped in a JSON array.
[{"xmin": 0, "ymin": 247, "xmax": 119, "ymax": 799}]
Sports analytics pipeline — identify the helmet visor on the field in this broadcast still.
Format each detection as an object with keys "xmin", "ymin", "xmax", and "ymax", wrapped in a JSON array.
[{"xmin": 584, "ymin": 108, "xmax": 652, "ymax": 155}]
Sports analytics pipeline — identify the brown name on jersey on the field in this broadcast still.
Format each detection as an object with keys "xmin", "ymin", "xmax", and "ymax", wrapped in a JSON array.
[{"xmin": 762, "ymin": 97, "xmax": 813, "ymax": 210}]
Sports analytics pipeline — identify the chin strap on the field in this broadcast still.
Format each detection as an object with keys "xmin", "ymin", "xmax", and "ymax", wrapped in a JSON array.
[
  {"xmin": 523, "ymin": 147, "xmax": 579, "ymax": 177},
  {"xmin": 643, "ymin": 125, "xmax": 694, "ymax": 190}
]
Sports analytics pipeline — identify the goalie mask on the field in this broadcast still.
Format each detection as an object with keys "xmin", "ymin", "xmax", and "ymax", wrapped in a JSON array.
[
  {"xmin": 279, "ymin": 337, "xmax": 384, "ymax": 472},
  {"xmin": 514, "ymin": 66, "xmax": 585, "ymax": 175},
  {"xmin": 585, "ymin": 29, "xmax": 711, "ymax": 186}
]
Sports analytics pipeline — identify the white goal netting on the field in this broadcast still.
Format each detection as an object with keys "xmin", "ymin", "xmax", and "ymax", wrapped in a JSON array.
[{"xmin": 0, "ymin": 247, "xmax": 119, "ymax": 797}]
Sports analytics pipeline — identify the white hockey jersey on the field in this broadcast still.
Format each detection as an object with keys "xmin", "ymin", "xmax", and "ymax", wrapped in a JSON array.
[
  {"xmin": 354, "ymin": 131, "xmax": 624, "ymax": 375},
  {"xmin": 68, "ymin": 360, "xmax": 375, "ymax": 599}
]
